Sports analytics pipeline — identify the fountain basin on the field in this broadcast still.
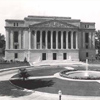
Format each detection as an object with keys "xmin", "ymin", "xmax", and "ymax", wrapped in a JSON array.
[{"xmin": 60, "ymin": 70, "xmax": 100, "ymax": 80}]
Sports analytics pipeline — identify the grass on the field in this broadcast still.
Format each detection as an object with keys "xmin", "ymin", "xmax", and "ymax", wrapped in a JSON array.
[
  {"xmin": 0, "ymin": 81, "xmax": 32, "ymax": 97},
  {"xmin": 10, "ymin": 66, "xmax": 100, "ymax": 96},
  {"xmin": 12, "ymin": 67, "xmax": 65, "ymax": 78},
  {"xmin": 0, "ymin": 62, "xmax": 29, "ymax": 69},
  {"xmin": 28, "ymin": 67, "xmax": 65, "ymax": 76},
  {"xmin": 11, "ymin": 78, "xmax": 100, "ymax": 96},
  {"xmin": 12, "ymin": 65, "xmax": 100, "ymax": 78}
]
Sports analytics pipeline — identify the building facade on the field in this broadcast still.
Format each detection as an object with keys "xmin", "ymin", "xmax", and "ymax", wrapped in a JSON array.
[{"xmin": 5, "ymin": 15, "xmax": 96, "ymax": 62}]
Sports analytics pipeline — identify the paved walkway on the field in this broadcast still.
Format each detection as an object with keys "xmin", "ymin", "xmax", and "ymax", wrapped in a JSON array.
[
  {"xmin": 1, "ymin": 65, "xmax": 100, "ymax": 100},
  {"xmin": 31, "ymin": 60, "xmax": 87, "ymax": 66}
]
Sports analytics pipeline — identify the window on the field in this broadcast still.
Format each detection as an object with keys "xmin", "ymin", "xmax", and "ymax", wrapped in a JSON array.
[
  {"xmin": 17, "ymin": 23, "xmax": 18, "ymax": 26},
  {"xmin": 15, "ymin": 45, "xmax": 18, "ymax": 49},
  {"xmin": 14, "ymin": 31, "xmax": 18, "ymax": 43},
  {"xmin": 15, "ymin": 53, "xmax": 18, "ymax": 58},
  {"xmin": 68, "ymin": 31, "xmax": 71, "ymax": 49},
  {"xmin": 14, "ymin": 23, "xmax": 15, "ymax": 26},
  {"xmin": 42, "ymin": 31, "xmax": 46, "ymax": 49},
  {"xmin": 53, "ymin": 31, "xmax": 56, "ymax": 49},
  {"xmin": 37, "ymin": 31, "xmax": 40, "ymax": 49},
  {"xmin": 42, "ymin": 53, "xmax": 46, "ymax": 60},
  {"xmin": 63, "ymin": 31, "xmax": 66, "ymax": 49},
  {"xmin": 14, "ymin": 23, "xmax": 18, "ymax": 27},
  {"xmin": 47, "ymin": 31, "xmax": 51, "ymax": 49},
  {"xmin": 86, "ymin": 52, "xmax": 88, "ymax": 58},
  {"xmin": 58, "ymin": 31, "xmax": 61, "ymax": 49},
  {"xmin": 86, "ymin": 45, "xmax": 88, "ymax": 49},
  {"xmin": 85, "ymin": 25, "xmax": 89, "ymax": 28},
  {"xmin": 85, "ymin": 33, "xmax": 89, "ymax": 43},
  {"xmin": 73, "ymin": 31, "xmax": 76, "ymax": 49}
]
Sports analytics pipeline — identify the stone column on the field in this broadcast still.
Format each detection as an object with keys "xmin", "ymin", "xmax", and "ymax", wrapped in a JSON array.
[
  {"xmin": 40, "ymin": 31, "xmax": 42, "ymax": 49},
  {"xmin": 19, "ymin": 30, "xmax": 22, "ymax": 49},
  {"xmin": 71, "ymin": 31, "xmax": 73, "ymax": 49},
  {"xmin": 61, "ymin": 31, "xmax": 63, "ymax": 49},
  {"xmin": 89, "ymin": 32, "xmax": 91, "ymax": 49},
  {"xmin": 45, "ymin": 30, "xmax": 47, "ymax": 49},
  {"xmin": 76, "ymin": 32, "xmax": 78, "ymax": 49},
  {"xmin": 56, "ymin": 31, "xmax": 58, "ymax": 49},
  {"xmin": 21, "ymin": 31, "xmax": 23, "ymax": 49},
  {"xmin": 23, "ymin": 30, "xmax": 26, "ymax": 49},
  {"xmin": 83, "ymin": 32, "xmax": 85, "ymax": 48},
  {"xmin": 6, "ymin": 30, "xmax": 9, "ymax": 49},
  {"xmin": 66, "ymin": 31, "xmax": 68, "ymax": 49},
  {"xmin": 93, "ymin": 32, "xmax": 95, "ymax": 49},
  {"xmin": 34, "ymin": 31, "xmax": 36, "ymax": 49},
  {"xmin": 10, "ymin": 30, "xmax": 13, "ymax": 49},
  {"xmin": 29, "ymin": 30, "xmax": 31, "ymax": 49},
  {"xmin": 51, "ymin": 31, "xmax": 53, "ymax": 49}
]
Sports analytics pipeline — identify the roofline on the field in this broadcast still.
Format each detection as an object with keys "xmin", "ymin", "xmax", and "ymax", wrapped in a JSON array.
[
  {"xmin": 81, "ymin": 22, "xmax": 95, "ymax": 24},
  {"xmin": 5, "ymin": 19, "xmax": 24, "ymax": 22},
  {"xmin": 24, "ymin": 17, "xmax": 80, "ymax": 22},
  {"xmin": 27, "ymin": 15, "xmax": 71, "ymax": 19}
]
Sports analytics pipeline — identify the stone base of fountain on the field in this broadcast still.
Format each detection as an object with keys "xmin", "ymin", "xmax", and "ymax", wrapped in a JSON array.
[{"xmin": 60, "ymin": 70, "xmax": 100, "ymax": 80}]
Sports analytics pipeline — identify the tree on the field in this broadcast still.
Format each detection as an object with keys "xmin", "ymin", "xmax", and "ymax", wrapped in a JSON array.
[
  {"xmin": 18, "ymin": 68, "xmax": 30, "ymax": 81},
  {"xmin": 95, "ymin": 30, "xmax": 100, "ymax": 59},
  {"xmin": 0, "ymin": 33, "xmax": 5, "ymax": 55}
]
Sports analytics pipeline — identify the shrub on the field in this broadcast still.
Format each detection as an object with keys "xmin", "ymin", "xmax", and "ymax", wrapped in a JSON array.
[
  {"xmin": 24, "ymin": 57, "xmax": 27, "ymax": 63},
  {"xmin": 18, "ymin": 68, "xmax": 30, "ymax": 81}
]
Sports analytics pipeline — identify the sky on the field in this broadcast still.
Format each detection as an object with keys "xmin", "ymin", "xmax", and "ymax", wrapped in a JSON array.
[{"xmin": 0, "ymin": 0, "xmax": 100, "ymax": 35}]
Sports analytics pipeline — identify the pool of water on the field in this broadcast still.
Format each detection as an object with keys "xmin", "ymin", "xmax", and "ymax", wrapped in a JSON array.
[{"xmin": 65, "ymin": 71, "xmax": 100, "ymax": 79}]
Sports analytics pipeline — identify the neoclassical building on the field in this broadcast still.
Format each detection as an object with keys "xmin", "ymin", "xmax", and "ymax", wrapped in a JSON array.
[{"xmin": 5, "ymin": 15, "xmax": 96, "ymax": 62}]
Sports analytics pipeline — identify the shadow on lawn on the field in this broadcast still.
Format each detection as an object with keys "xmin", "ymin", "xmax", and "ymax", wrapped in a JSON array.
[
  {"xmin": 0, "ymin": 81, "xmax": 32, "ymax": 98},
  {"xmin": 10, "ymin": 79, "xmax": 54, "ymax": 89}
]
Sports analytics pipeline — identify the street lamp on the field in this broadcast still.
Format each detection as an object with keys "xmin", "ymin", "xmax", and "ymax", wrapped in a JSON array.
[{"xmin": 58, "ymin": 90, "xmax": 62, "ymax": 100}]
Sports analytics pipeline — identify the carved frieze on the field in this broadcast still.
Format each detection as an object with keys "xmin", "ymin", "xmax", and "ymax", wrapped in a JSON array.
[{"xmin": 31, "ymin": 20, "xmax": 77, "ymax": 28}]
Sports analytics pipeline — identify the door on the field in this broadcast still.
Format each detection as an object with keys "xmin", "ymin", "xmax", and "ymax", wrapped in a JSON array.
[
  {"xmin": 63, "ymin": 53, "xmax": 67, "ymax": 60},
  {"xmin": 53, "ymin": 53, "xmax": 57, "ymax": 60},
  {"xmin": 42, "ymin": 53, "xmax": 46, "ymax": 60}
]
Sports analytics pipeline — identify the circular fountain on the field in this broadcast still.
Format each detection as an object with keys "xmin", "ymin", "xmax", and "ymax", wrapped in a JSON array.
[{"xmin": 60, "ymin": 59, "xmax": 100, "ymax": 80}]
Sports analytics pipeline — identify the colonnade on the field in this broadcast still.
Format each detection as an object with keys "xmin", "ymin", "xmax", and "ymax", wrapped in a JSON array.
[
  {"xmin": 5, "ymin": 30, "xmax": 95, "ymax": 50},
  {"xmin": 29, "ymin": 30, "xmax": 78, "ymax": 50}
]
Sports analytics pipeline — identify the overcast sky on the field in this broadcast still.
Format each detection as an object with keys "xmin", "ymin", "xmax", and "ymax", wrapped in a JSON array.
[{"xmin": 0, "ymin": 0, "xmax": 100, "ymax": 35}]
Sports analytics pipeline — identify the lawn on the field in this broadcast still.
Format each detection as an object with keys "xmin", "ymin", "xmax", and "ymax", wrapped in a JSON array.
[
  {"xmin": 0, "ymin": 62, "xmax": 29, "ymax": 69},
  {"xmin": 10, "ymin": 66, "xmax": 100, "ymax": 96},
  {"xmin": 10, "ymin": 78, "xmax": 100, "ymax": 96},
  {"xmin": 27, "ymin": 67, "xmax": 65, "ymax": 76},
  {"xmin": 0, "ymin": 81, "xmax": 32, "ymax": 97},
  {"xmin": 12, "ymin": 65, "xmax": 100, "ymax": 78}
]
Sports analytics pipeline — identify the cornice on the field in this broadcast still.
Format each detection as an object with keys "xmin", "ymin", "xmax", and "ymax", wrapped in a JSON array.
[
  {"xmin": 5, "ymin": 26, "xmax": 28, "ymax": 30},
  {"xmin": 79, "ymin": 28, "xmax": 95, "ymax": 30},
  {"xmin": 5, "ymin": 19, "xmax": 24, "ymax": 22}
]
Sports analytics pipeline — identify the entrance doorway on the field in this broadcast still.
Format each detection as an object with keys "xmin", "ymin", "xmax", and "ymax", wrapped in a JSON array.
[
  {"xmin": 42, "ymin": 53, "xmax": 46, "ymax": 60},
  {"xmin": 63, "ymin": 53, "xmax": 67, "ymax": 60},
  {"xmin": 53, "ymin": 53, "xmax": 57, "ymax": 60}
]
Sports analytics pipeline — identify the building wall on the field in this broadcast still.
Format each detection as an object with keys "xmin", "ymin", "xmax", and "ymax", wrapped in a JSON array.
[
  {"xmin": 79, "ymin": 49, "xmax": 96, "ymax": 61},
  {"xmin": 29, "ymin": 49, "xmax": 79, "ymax": 62},
  {"xmin": 5, "ymin": 50, "xmax": 26, "ymax": 61},
  {"xmin": 5, "ymin": 16, "xmax": 96, "ymax": 62}
]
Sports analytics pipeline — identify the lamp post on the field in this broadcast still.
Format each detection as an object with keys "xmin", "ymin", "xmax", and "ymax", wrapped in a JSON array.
[{"xmin": 58, "ymin": 90, "xmax": 62, "ymax": 100}]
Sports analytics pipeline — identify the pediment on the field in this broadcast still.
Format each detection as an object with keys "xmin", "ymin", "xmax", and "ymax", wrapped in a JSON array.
[{"xmin": 30, "ymin": 20, "xmax": 78, "ymax": 28}]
